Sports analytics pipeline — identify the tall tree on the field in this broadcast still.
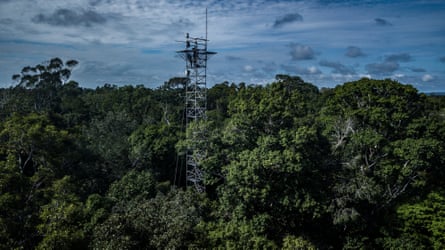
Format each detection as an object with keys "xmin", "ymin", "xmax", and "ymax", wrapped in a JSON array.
[
  {"xmin": 12, "ymin": 58, "xmax": 78, "ymax": 89},
  {"xmin": 201, "ymin": 76, "xmax": 331, "ymax": 248},
  {"xmin": 320, "ymin": 78, "xmax": 444, "ymax": 247},
  {"xmin": 0, "ymin": 113, "xmax": 77, "ymax": 249},
  {"xmin": 8, "ymin": 58, "xmax": 78, "ymax": 112}
]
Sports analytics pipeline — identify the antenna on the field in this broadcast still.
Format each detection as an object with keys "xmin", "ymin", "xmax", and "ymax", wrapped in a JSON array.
[{"xmin": 176, "ymin": 9, "xmax": 216, "ymax": 192}]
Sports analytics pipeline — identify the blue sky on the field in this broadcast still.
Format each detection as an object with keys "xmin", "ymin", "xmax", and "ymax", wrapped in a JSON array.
[{"xmin": 0, "ymin": 0, "xmax": 444, "ymax": 92}]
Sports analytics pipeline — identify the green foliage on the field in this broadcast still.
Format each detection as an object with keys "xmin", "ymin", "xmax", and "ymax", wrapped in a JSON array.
[
  {"xmin": 107, "ymin": 169, "xmax": 156, "ymax": 203},
  {"xmin": 201, "ymin": 214, "xmax": 277, "ymax": 249},
  {"xmin": 129, "ymin": 188, "xmax": 202, "ymax": 249},
  {"xmin": 0, "ymin": 158, "xmax": 37, "ymax": 249},
  {"xmin": 282, "ymin": 235, "xmax": 316, "ymax": 250},
  {"xmin": 12, "ymin": 58, "xmax": 78, "ymax": 89},
  {"xmin": 0, "ymin": 112, "xmax": 82, "ymax": 249},
  {"xmin": 207, "ymin": 81, "xmax": 237, "ymax": 123},
  {"xmin": 129, "ymin": 123, "xmax": 181, "ymax": 182},
  {"xmin": 93, "ymin": 188, "xmax": 202, "ymax": 249},
  {"xmin": 91, "ymin": 213, "xmax": 139, "ymax": 250},
  {"xmin": 2, "ymin": 64, "xmax": 445, "ymax": 249},
  {"xmin": 320, "ymin": 78, "xmax": 444, "ymax": 248},
  {"xmin": 391, "ymin": 191, "xmax": 445, "ymax": 249},
  {"xmin": 0, "ymin": 112, "xmax": 76, "ymax": 178},
  {"xmin": 322, "ymin": 78, "xmax": 424, "ymax": 140},
  {"xmin": 203, "ymin": 76, "xmax": 332, "ymax": 247},
  {"xmin": 37, "ymin": 176, "xmax": 88, "ymax": 249},
  {"xmin": 9, "ymin": 58, "xmax": 79, "ymax": 112}
]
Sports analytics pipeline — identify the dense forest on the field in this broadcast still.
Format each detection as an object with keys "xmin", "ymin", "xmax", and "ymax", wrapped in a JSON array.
[{"xmin": 1, "ymin": 58, "xmax": 444, "ymax": 249}]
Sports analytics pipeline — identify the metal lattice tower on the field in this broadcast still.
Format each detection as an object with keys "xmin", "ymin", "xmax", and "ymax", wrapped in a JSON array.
[{"xmin": 176, "ymin": 11, "xmax": 216, "ymax": 192}]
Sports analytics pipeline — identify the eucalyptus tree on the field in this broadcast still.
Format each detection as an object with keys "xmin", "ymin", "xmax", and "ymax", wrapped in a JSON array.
[{"xmin": 10, "ymin": 58, "xmax": 78, "ymax": 112}]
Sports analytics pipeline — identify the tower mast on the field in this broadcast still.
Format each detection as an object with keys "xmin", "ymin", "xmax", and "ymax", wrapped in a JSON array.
[{"xmin": 176, "ymin": 9, "xmax": 216, "ymax": 192}]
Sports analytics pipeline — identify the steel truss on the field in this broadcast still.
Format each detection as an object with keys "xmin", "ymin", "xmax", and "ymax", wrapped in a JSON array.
[{"xmin": 177, "ymin": 31, "xmax": 216, "ymax": 192}]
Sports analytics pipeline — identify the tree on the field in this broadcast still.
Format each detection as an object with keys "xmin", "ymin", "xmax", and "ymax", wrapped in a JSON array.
[
  {"xmin": 83, "ymin": 110, "xmax": 138, "ymax": 181},
  {"xmin": 321, "ymin": 78, "xmax": 424, "ymax": 140},
  {"xmin": 0, "ymin": 156, "xmax": 38, "ymax": 249},
  {"xmin": 202, "ymin": 76, "xmax": 332, "ymax": 247},
  {"xmin": 207, "ymin": 81, "xmax": 238, "ymax": 123},
  {"xmin": 11, "ymin": 58, "xmax": 78, "ymax": 112},
  {"xmin": 12, "ymin": 58, "xmax": 78, "ymax": 89},
  {"xmin": 58, "ymin": 81, "xmax": 88, "ymax": 127},
  {"xmin": 0, "ymin": 112, "xmax": 75, "ymax": 178},
  {"xmin": 199, "ymin": 214, "xmax": 277, "ymax": 249},
  {"xmin": 128, "ymin": 123, "xmax": 181, "ymax": 183},
  {"xmin": 379, "ymin": 191, "xmax": 445, "ymax": 249},
  {"xmin": 93, "ymin": 187, "xmax": 203, "ymax": 249},
  {"xmin": 3, "ymin": 59, "xmax": 445, "ymax": 249},
  {"xmin": 0, "ymin": 113, "xmax": 78, "ymax": 248},
  {"xmin": 36, "ymin": 176, "xmax": 88, "ymax": 249},
  {"xmin": 214, "ymin": 127, "xmax": 329, "ymax": 245},
  {"xmin": 107, "ymin": 170, "xmax": 157, "ymax": 204},
  {"xmin": 129, "ymin": 189, "xmax": 203, "ymax": 249},
  {"xmin": 282, "ymin": 235, "xmax": 316, "ymax": 250},
  {"xmin": 320, "ymin": 78, "xmax": 443, "ymax": 247}
]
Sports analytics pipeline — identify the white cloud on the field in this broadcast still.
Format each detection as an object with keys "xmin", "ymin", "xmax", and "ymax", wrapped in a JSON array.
[
  {"xmin": 281, "ymin": 64, "xmax": 321, "ymax": 75},
  {"xmin": 243, "ymin": 65, "xmax": 255, "ymax": 72},
  {"xmin": 289, "ymin": 43, "xmax": 315, "ymax": 60},
  {"xmin": 359, "ymin": 74, "xmax": 372, "ymax": 79},
  {"xmin": 422, "ymin": 74, "xmax": 434, "ymax": 82},
  {"xmin": 308, "ymin": 66, "xmax": 319, "ymax": 74}
]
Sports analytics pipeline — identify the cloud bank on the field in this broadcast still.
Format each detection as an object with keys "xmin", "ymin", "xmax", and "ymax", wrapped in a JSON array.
[
  {"xmin": 32, "ymin": 8, "xmax": 107, "ymax": 27},
  {"xmin": 366, "ymin": 61, "xmax": 399, "ymax": 74},
  {"xmin": 273, "ymin": 13, "xmax": 303, "ymax": 28},
  {"xmin": 385, "ymin": 53, "xmax": 412, "ymax": 62},
  {"xmin": 289, "ymin": 43, "xmax": 315, "ymax": 60},
  {"xmin": 345, "ymin": 46, "xmax": 365, "ymax": 58},
  {"xmin": 319, "ymin": 60, "xmax": 355, "ymax": 75},
  {"xmin": 374, "ymin": 18, "xmax": 392, "ymax": 26}
]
